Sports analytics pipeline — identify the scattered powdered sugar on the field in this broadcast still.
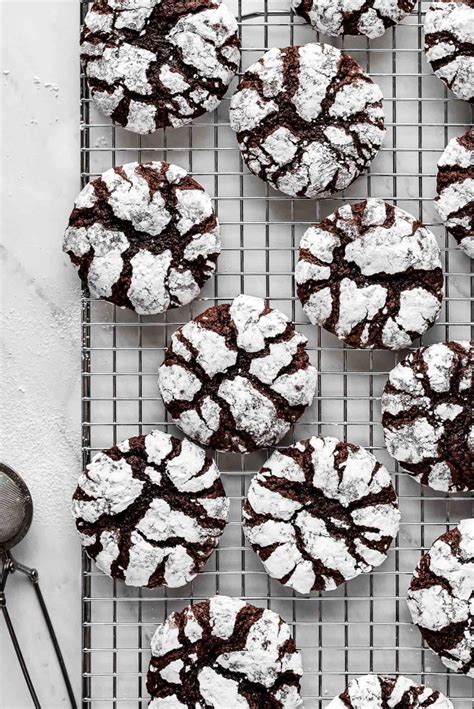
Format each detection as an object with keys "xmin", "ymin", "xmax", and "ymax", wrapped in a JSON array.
[
  {"xmin": 81, "ymin": 0, "xmax": 240, "ymax": 132},
  {"xmin": 158, "ymin": 294, "xmax": 317, "ymax": 453},
  {"xmin": 326, "ymin": 674, "xmax": 454, "ymax": 708},
  {"xmin": 63, "ymin": 161, "xmax": 220, "ymax": 315},
  {"xmin": 147, "ymin": 597, "xmax": 303, "ymax": 707},
  {"xmin": 243, "ymin": 436, "xmax": 400, "ymax": 594},
  {"xmin": 407, "ymin": 520, "xmax": 473, "ymax": 677},
  {"xmin": 73, "ymin": 430, "xmax": 228, "ymax": 588},
  {"xmin": 297, "ymin": 199, "xmax": 444, "ymax": 350},
  {"xmin": 382, "ymin": 341, "xmax": 472, "ymax": 492},
  {"xmin": 424, "ymin": 0, "xmax": 474, "ymax": 102},
  {"xmin": 230, "ymin": 44, "xmax": 385, "ymax": 199}
]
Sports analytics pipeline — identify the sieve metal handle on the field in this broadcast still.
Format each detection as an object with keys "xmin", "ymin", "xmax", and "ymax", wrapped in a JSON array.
[{"xmin": 1, "ymin": 550, "xmax": 78, "ymax": 709}]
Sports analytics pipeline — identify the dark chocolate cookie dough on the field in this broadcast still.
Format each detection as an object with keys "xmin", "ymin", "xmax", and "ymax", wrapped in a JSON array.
[
  {"xmin": 382, "ymin": 341, "xmax": 473, "ymax": 493},
  {"xmin": 292, "ymin": 0, "xmax": 417, "ymax": 39},
  {"xmin": 73, "ymin": 430, "xmax": 228, "ymax": 588},
  {"xmin": 81, "ymin": 0, "xmax": 240, "ymax": 132},
  {"xmin": 158, "ymin": 294, "xmax": 317, "ymax": 453},
  {"xmin": 327, "ymin": 674, "xmax": 454, "ymax": 708},
  {"xmin": 63, "ymin": 161, "xmax": 220, "ymax": 315},
  {"xmin": 147, "ymin": 596, "xmax": 303, "ymax": 708},
  {"xmin": 424, "ymin": 0, "xmax": 474, "ymax": 103},
  {"xmin": 435, "ymin": 128, "xmax": 474, "ymax": 258},
  {"xmin": 407, "ymin": 519, "xmax": 474, "ymax": 677},
  {"xmin": 243, "ymin": 436, "xmax": 400, "ymax": 594},
  {"xmin": 229, "ymin": 43, "xmax": 385, "ymax": 198},
  {"xmin": 296, "ymin": 199, "xmax": 444, "ymax": 350}
]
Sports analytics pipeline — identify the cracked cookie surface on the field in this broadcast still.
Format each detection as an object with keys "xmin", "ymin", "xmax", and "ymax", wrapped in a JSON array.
[
  {"xmin": 292, "ymin": 0, "xmax": 417, "ymax": 39},
  {"xmin": 147, "ymin": 596, "xmax": 303, "ymax": 708},
  {"xmin": 158, "ymin": 294, "xmax": 317, "ymax": 453},
  {"xmin": 296, "ymin": 199, "xmax": 444, "ymax": 350},
  {"xmin": 229, "ymin": 43, "xmax": 385, "ymax": 198},
  {"xmin": 326, "ymin": 673, "xmax": 454, "ymax": 708},
  {"xmin": 424, "ymin": 0, "xmax": 474, "ymax": 102},
  {"xmin": 63, "ymin": 161, "xmax": 220, "ymax": 315},
  {"xmin": 407, "ymin": 519, "xmax": 474, "ymax": 677},
  {"xmin": 435, "ymin": 128, "xmax": 474, "ymax": 258},
  {"xmin": 243, "ymin": 436, "xmax": 400, "ymax": 594},
  {"xmin": 81, "ymin": 0, "xmax": 240, "ymax": 132},
  {"xmin": 382, "ymin": 341, "xmax": 473, "ymax": 492},
  {"xmin": 73, "ymin": 430, "xmax": 228, "ymax": 588}
]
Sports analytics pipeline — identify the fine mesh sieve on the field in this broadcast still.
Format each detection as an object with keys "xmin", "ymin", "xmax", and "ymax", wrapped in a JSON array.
[
  {"xmin": 0, "ymin": 463, "xmax": 33, "ymax": 549},
  {"xmin": 0, "ymin": 462, "xmax": 77, "ymax": 708}
]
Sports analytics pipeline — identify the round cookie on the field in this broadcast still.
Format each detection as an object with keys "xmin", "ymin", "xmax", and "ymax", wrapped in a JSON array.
[
  {"xmin": 63, "ymin": 161, "xmax": 220, "ymax": 315},
  {"xmin": 382, "ymin": 341, "xmax": 473, "ymax": 493},
  {"xmin": 81, "ymin": 0, "xmax": 240, "ymax": 133},
  {"xmin": 158, "ymin": 294, "xmax": 317, "ymax": 454},
  {"xmin": 72, "ymin": 430, "xmax": 229, "ymax": 588},
  {"xmin": 424, "ymin": 0, "xmax": 474, "ymax": 103},
  {"xmin": 229, "ymin": 43, "xmax": 385, "ymax": 199},
  {"xmin": 292, "ymin": 0, "xmax": 417, "ymax": 39},
  {"xmin": 407, "ymin": 519, "xmax": 474, "ymax": 677},
  {"xmin": 243, "ymin": 436, "xmax": 400, "ymax": 594},
  {"xmin": 326, "ymin": 674, "xmax": 454, "ymax": 708},
  {"xmin": 296, "ymin": 199, "xmax": 444, "ymax": 350},
  {"xmin": 147, "ymin": 595, "xmax": 303, "ymax": 708},
  {"xmin": 435, "ymin": 128, "xmax": 474, "ymax": 258}
]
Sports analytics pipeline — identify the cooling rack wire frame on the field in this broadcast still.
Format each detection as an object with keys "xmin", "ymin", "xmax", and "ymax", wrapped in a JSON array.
[{"xmin": 79, "ymin": 0, "xmax": 473, "ymax": 706}]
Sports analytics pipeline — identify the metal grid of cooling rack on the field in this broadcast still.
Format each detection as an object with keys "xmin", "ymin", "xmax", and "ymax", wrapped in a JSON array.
[{"xmin": 79, "ymin": 0, "xmax": 473, "ymax": 706}]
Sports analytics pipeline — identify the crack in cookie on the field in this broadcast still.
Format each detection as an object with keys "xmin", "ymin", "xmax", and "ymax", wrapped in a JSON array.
[
  {"xmin": 73, "ymin": 430, "xmax": 228, "ymax": 588},
  {"xmin": 407, "ymin": 520, "xmax": 474, "ymax": 677},
  {"xmin": 296, "ymin": 199, "xmax": 444, "ymax": 350},
  {"xmin": 158, "ymin": 294, "xmax": 317, "ymax": 453},
  {"xmin": 243, "ymin": 436, "xmax": 400, "ymax": 594},
  {"xmin": 229, "ymin": 43, "xmax": 385, "ymax": 198},
  {"xmin": 81, "ymin": 0, "xmax": 240, "ymax": 132},
  {"xmin": 147, "ymin": 596, "xmax": 303, "ymax": 708},
  {"xmin": 382, "ymin": 341, "xmax": 473, "ymax": 492},
  {"xmin": 327, "ymin": 673, "xmax": 454, "ymax": 708}
]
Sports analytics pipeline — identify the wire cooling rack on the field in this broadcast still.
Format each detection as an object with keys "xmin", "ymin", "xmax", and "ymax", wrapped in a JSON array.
[{"xmin": 79, "ymin": 0, "xmax": 473, "ymax": 706}]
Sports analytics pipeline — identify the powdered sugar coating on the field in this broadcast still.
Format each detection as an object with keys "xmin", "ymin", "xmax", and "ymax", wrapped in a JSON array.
[
  {"xmin": 243, "ymin": 436, "xmax": 400, "ymax": 594},
  {"xmin": 73, "ymin": 430, "xmax": 228, "ymax": 588},
  {"xmin": 382, "ymin": 341, "xmax": 473, "ymax": 492},
  {"xmin": 63, "ymin": 161, "xmax": 220, "ymax": 314},
  {"xmin": 147, "ymin": 596, "xmax": 303, "ymax": 707},
  {"xmin": 81, "ymin": 0, "xmax": 240, "ymax": 132},
  {"xmin": 424, "ymin": 0, "xmax": 474, "ymax": 102},
  {"xmin": 292, "ymin": 0, "xmax": 417, "ymax": 39},
  {"xmin": 407, "ymin": 520, "xmax": 474, "ymax": 677},
  {"xmin": 229, "ymin": 44, "xmax": 385, "ymax": 199},
  {"xmin": 297, "ymin": 199, "xmax": 444, "ymax": 350},
  {"xmin": 327, "ymin": 673, "xmax": 454, "ymax": 708},
  {"xmin": 158, "ymin": 294, "xmax": 317, "ymax": 453},
  {"xmin": 435, "ymin": 128, "xmax": 474, "ymax": 258}
]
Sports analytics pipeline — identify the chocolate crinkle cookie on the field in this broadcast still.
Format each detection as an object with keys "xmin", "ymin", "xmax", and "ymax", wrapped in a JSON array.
[
  {"xmin": 158, "ymin": 294, "xmax": 317, "ymax": 454},
  {"xmin": 424, "ymin": 0, "xmax": 474, "ymax": 103},
  {"xmin": 81, "ymin": 0, "xmax": 240, "ymax": 133},
  {"xmin": 382, "ymin": 341, "xmax": 473, "ymax": 493},
  {"xmin": 243, "ymin": 436, "xmax": 400, "ymax": 594},
  {"xmin": 407, "ymin": 519, "xmax": 474, "ymax": 677},
  {"xmin": 435, "ymin": 128, "xmax": 474, "ymax": 258},
  {"xmin": 296, "ymin": 199, "xmax": 444, "ymax": 350},
  {"xmin": 72, "ymin": 430, "xmax": 228, "ymax": 588},
  {"xmin": 229, "ymin": 43, "xmax": 385, "ymax": 199},
  {"xmin": 147, "ymin": 596, "xmax": 303, "ymax": 708},
  {"xmin": 326, "ymin": 674, "xmax": 454, "ymax": 708},
  {"xmin": 291, "ymin": 0, "xmax": 417, "ymax": 39},
  {"xmin": 63, "ymin": 161, "xmax": 220, "ymax": 315}
]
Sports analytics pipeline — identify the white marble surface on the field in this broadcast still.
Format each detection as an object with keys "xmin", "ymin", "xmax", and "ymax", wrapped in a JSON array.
[{"xmin": 1, "ymin": 1, "xmax": 82, "ymax": 706}]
